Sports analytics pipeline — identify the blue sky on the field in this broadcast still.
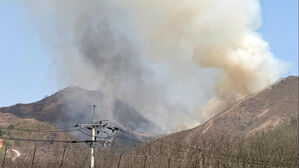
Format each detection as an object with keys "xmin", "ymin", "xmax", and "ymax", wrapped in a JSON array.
[
  {"xmin": 0, "ymin": 0, "xmax": 298, "ymax": 107},
  {"xmin": 258, "ymin": 0, "xmax": 298, "ymax": 76},
  {"xmin": 0, "ymin": 1, "xmax": 58, "ymax": 106}
]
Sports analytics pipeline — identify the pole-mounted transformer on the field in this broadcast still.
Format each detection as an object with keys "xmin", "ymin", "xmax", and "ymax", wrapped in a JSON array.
[{"xmin": 75, "ymin": 105, "xmax": 121, "ymax": 168}]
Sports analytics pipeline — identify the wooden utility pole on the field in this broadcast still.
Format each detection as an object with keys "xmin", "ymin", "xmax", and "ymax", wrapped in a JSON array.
[
  {"xmin": 143, "ymin": 155, "xmax": 147, "ymax": 168},
  {"xmin": 60, "ymin": 147, "xmax": 67, "ymax": 167},
  {"xmin": 2, "ymin": 145, "xmax": 7, "ymax": 168},
  {"xmin": 31, "ymin": 146, "xmax": 36, "ymax": 168},
  {"xmin": 117, "ymin": 154, "xmax": 123, "ymax": 168}
]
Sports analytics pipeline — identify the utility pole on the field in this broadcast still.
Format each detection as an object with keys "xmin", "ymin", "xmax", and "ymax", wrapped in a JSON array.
[
  {"xmin": 90, "ymin": 105, "xmax": 96, "ymax": 168},
  {"xmin": 75, "ymin": 105, "xmax": 121, "ymax": 168}
]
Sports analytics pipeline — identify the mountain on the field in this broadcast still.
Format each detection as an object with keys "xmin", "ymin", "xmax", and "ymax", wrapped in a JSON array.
[
  {"xmin": 153, "ymin": 76, "xmax": 298, "ymax": 144},
  {"xmin": 0, "ymin": 87, "xmax": 158, "ymax": 143},
  {"xmin": 131, "ymin": 76, "xmax": 298, "ymax": 167},
  {"xmin": 1, "ymin": 76, "xmax": 297, "ymax": 146},
  {"xmin": 0, "ymin": 76, "xmax": 297, "ymax": 167},
  {"xmin": 186, "ymin": 76, "xmax": 298, "ymax": 138}
]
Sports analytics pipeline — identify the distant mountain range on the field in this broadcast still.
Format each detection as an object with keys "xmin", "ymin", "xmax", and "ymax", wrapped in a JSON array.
[
  {"xmin": 1, "ymin": 76, "xmax": 297, "ymax": 167},
  {"xmin": 0, "ymin": 87, "xmax": 158, "ymax": 145},
  {"xmin": 0, "ymin": 76, "xmax": 297, "ymax": 147}
]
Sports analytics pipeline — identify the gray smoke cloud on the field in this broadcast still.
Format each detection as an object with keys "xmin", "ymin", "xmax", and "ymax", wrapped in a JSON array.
[{"xmin": 21, "ymin": 0, "xmax": 287, "ymax": 133}]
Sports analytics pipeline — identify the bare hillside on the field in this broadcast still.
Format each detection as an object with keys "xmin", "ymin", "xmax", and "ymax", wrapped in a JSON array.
[
  {"xmin": 153, "ymin": 76, "xmax": 298, "ymax": 145},
  {"xmin": 131, "ymin": 76, "xmax": 298, "ymax": 168},
  {"xmin": 187, "ymin": 76, "xmax": 298, "ymax": 138},
  {"xmin": 0, "ymin": 112, "xmax": 75, "ymax": 160}
]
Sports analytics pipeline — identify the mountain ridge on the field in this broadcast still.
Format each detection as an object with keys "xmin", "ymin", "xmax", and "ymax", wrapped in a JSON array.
[
  {"xmin": 161, "ymin": 76, "xmax": 298, "ymax": 143},
  {"xmin": 0, "ymin": 86, "xmax": 158, "ymax": 144}
]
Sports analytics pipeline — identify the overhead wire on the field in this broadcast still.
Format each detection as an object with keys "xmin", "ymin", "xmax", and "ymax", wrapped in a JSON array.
[
  {"xmin": 110, "ymin": 120, "xmax": 150, "ymax": 137},
  {"xmin": 0, "ymin": 93, "xmax": 36, "ymax": 102},
  {"xmin": 115, "ymin": 135, "xmax": 144, "ymax": 144},
  {"xmin": 0, "ymin": 117, "xmax": 144, "ymax": 144},
  {"xmin": 0, "ymin": 137, "xmax": 95, "ymax": 143},
  {"xmin": 0, "ymin": 127, "xmax": 78, "ymax": 132},
  {"xmin": 78, "ymin": 129, "xmax": 93, "ymax": 137},
  {"xmin": 0, "ymin": 128, "xmax": 144, "ymax": 144}
]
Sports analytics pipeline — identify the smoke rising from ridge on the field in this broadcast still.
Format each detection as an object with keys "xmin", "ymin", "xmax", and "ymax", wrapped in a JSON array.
[{"xmin": 21, "ymin": 0, "xmax": 286, "ymax": 133}]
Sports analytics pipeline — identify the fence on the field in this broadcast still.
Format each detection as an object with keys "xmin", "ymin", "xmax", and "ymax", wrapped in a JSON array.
[{"xmin": 1, "ymin": 144, "xmax": 297, "ymax": 168}]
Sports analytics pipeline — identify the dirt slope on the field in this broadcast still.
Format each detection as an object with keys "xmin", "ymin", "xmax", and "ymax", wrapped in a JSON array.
[{"xmin": 0, "ymin": 112, "xmax": 74, "ymax": 158}]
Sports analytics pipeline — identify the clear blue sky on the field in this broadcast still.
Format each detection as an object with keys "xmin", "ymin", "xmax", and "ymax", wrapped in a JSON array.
[{"xmin": 0, "ymin": 0, "xmax": 298, "ymax": 107}]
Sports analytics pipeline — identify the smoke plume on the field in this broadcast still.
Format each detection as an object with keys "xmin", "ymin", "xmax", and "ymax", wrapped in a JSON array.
[{"xmin": 21, "ymin": 0, "xmax": 286, "ymax": 133}]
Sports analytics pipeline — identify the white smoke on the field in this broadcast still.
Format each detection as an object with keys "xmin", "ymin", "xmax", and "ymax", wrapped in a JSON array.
[{"xmin": 20, "ymin": 0, "xmax": 286, "ymax": 133}]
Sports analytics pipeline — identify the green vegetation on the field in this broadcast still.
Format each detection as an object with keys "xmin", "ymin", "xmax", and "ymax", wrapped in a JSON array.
[{"xmin": 7, "ymin": 125, "xmax": 14, "ymax": 129}]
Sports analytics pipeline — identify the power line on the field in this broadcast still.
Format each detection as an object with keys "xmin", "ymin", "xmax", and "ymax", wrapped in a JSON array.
[
  {"xmin": 77, "ymin": 128, "xmax": 143, "ymax": 143},
  {"xmin": 75, "ymin": 105, "xmax": 124, "ymax": 168},
  {"xmin": 0, "ymin": 93, "xmax": 36, "ymax": 102},
  {"xmin": 0, "ymin": 127, "xmax": 78, "ymax": 132},
  {"xmin": 116, "ymin": 135, "xmax": 143, "ymax": 144},
  {"xmin": 110, "ymin": 120, "xmax": 150, "ymax": 137},
  {"xmin": 0, "ymin": 137, "xmax": 96, "ymax": 143},
  {"xmin": 0, "ymin": 127, "xmax": 144, "ymax": 143},
  {"xmin": 78, "ymin": 129, "xmax": 93, "ymax": 137}
]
